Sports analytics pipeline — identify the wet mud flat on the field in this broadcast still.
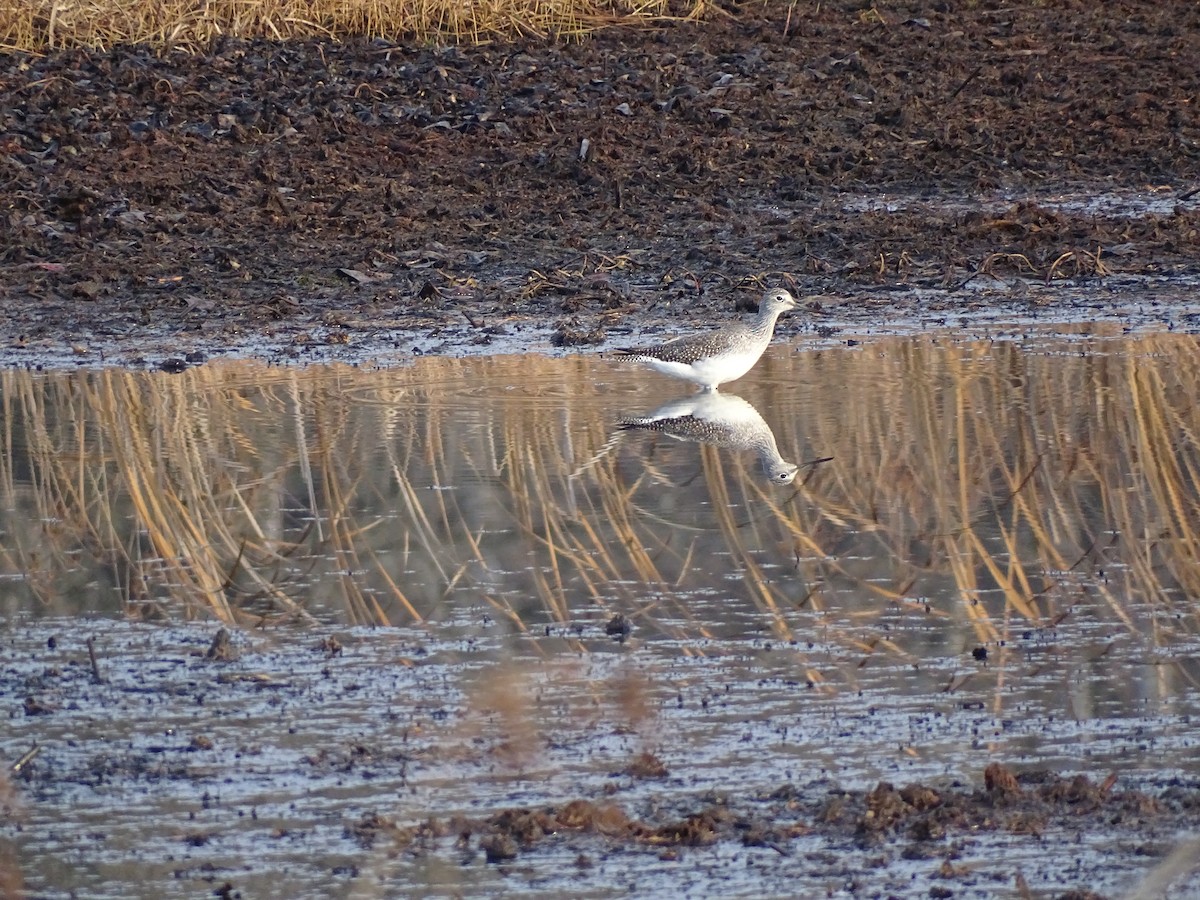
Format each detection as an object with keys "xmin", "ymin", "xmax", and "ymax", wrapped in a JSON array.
[
  {"xmin": 4, "ymin": 617, "xmax": 1200, "ymax": 898},
  {"xmin": 2, "ymin": 1, "xmax": 1200, "ymax": 365}
]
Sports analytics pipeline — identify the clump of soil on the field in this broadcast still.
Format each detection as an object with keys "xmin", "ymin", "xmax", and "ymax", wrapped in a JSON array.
[
  {"xmin": 387, "ymin": 762, "xmax": 1182, "ymax": 900},
  {"xmin": 1, "ymin": 1, "xmax": 1198, "ymax": 359}
]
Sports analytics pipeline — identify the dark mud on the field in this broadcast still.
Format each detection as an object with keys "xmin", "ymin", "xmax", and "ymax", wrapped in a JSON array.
[{"xmin": 2, "ymin": 1, "xmax": 1200, "ymax": 365}]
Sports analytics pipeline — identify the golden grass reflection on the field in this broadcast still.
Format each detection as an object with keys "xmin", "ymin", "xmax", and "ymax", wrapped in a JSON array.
[{"xmin": 1, "ymin": 332, "xmax": 1198, "ymax": 654}]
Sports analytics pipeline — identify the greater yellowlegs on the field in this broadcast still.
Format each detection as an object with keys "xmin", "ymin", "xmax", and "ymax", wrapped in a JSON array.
[
  {"xmin": 616, "ymin": 289, "xmax": 798, "ymax": 391},
  {"xmin": 619, "ymin": 392, "xmax": 800, "ymax": 484}
]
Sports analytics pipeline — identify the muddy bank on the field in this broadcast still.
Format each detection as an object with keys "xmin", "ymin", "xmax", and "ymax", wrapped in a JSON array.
[{"xmin": 2, "ymin": 1, "xmax": 1199, "ymax": 365}]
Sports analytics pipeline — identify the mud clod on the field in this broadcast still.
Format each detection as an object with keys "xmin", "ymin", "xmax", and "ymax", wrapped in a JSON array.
[
  {"xmin": 623, "ymin": 750, "xmax": 668, "ymax": 779},
  {"xmin": 205, "ymin": 628, "xmax": 237, "ymax": 661}
]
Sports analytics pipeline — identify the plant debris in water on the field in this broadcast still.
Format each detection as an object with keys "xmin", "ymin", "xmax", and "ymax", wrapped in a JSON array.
[{"xmin": 4, "ymin": 619, "xmax": 1200, "ymax": 897}]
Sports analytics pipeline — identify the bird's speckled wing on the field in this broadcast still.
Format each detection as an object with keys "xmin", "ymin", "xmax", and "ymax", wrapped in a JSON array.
[
  {"xmin": 616, "ymin": 325, "xmax": 740, "ymax": 365},
  {"xmin": 617, "ymin": 414, "xmax": 727, "ymax": 442}
]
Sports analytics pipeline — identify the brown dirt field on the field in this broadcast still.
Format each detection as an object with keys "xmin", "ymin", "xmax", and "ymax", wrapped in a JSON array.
[{"xmin": 2, "ymin": 0, "xmax": 1199, "ymax": 361}]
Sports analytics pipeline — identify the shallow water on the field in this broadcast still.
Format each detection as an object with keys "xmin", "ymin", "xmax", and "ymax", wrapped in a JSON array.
[
  {"xmin": 837, "ymin": 186, "xmax": 1191, "ymax": 219},
  {"xmin": 3, "ymin": 325, "xmax": 1200, "ymax": 897}
]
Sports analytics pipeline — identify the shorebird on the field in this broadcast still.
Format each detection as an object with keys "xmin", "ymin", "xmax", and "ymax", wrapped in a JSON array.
[
  {"xmin": 619, "ymin": 392, "xmax": 800, "ymax": 484},
  {"xmin": 615, "ymin": 288, "xmax": 798, "ymax": 391}
]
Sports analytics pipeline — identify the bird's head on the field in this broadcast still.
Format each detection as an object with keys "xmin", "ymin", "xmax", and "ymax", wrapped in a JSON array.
[
  {"xmin": 761, "ymin": 288, "xmax": 798, "ymax": 314},
  {"xmin": 765, "ymin": 461, "xmax": 800, "ymax": 485}
]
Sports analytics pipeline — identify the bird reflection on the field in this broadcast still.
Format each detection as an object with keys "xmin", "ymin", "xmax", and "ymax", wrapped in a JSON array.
[{"xmin": 618, "ymin": 392, "xmax": 800, "ymax": 485}]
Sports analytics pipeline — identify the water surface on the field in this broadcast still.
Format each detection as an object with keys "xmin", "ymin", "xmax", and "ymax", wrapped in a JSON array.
[{"xmin": 3, "ymin": 326, "xmax": 1200, "ymax": 897}]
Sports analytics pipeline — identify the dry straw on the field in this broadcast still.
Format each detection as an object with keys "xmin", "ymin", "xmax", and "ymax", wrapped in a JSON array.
[{"xmin": 2, "ymin": 0, "xmax": 690, "ymax": 52}]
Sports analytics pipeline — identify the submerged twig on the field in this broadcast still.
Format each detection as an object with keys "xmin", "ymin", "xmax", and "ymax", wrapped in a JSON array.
[
  {"xmin": 10, "ymin": 743, "xmax": 41, "ymax": 774},
  {"xmin": 86, "ymin": 636, "xmax": 103, "ymax": 683}
]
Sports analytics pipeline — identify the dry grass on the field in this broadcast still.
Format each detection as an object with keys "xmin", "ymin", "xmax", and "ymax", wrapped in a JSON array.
[
  {"xmin": 0, "ymin": 0, "xmax": 690, "ymax": 52},
  {"xmin": 1, "ymin": 332, "xmax": 1198, "ymax": 663}
]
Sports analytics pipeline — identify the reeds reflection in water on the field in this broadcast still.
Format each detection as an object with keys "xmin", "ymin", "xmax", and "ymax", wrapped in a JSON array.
[{"xmin": 0, "ymin": 330, "xmax": 1198, "ymax": 661}]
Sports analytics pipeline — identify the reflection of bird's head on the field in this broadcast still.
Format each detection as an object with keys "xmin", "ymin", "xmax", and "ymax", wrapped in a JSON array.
[
  {"xmin": 765, "ymin": 461, "xmax": 800, "ymax": 485},
  {"xmin": 760, "ymin": 288, "xmax": 798, "ymax": 316}
]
